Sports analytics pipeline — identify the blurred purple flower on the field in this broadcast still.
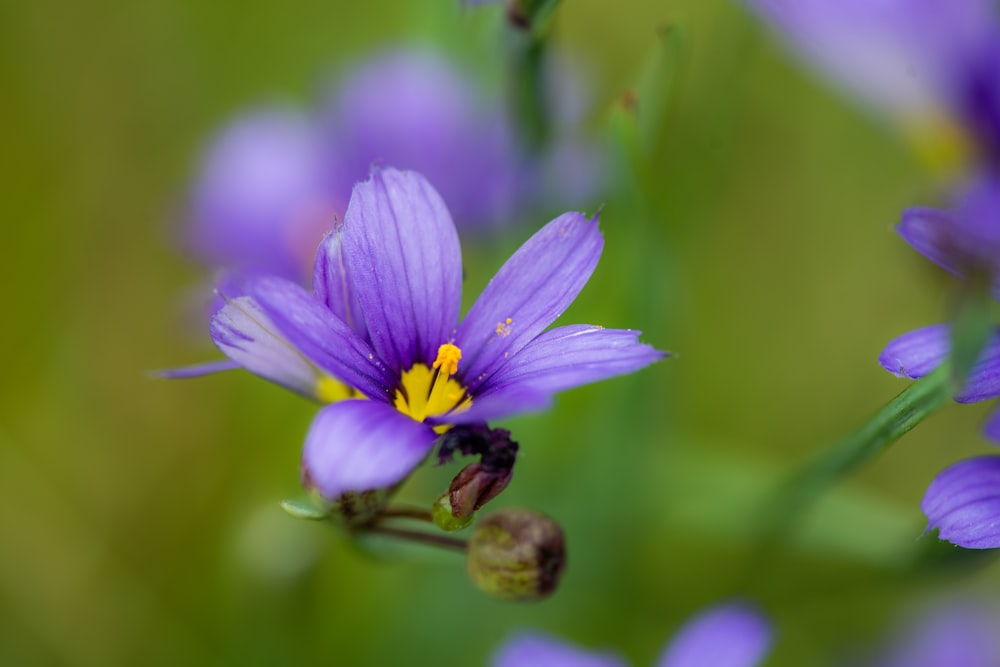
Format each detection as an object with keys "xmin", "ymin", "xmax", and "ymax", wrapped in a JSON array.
[
  {"xmin": 872, "ymin": 599, "xmax": 1000, "ymax": 666},
  {"xmin": 319, "ymin": 50, "xmax": 525, "ymax": 235},
  {"xmin": 878, "ymin": 175, "xmax": 1000, "ymax": 441},
  {"xmin": 492, "ymin": 602, "xmax": 772, "ymax": 667},
  {"xmin": 745, "ymin": 0, "xmax": 1000, "ymax": 168},
  {"xmin": 184, "ymin": 48, "xmax": 606, "ymax": 284},
  {"xmin": 493, "ymin": 634, "xmax": 627, "ymax": 667},
  {"xmin": 205, "ymin": 168, "xmax": 664, "ymax": 499},
  {"xmin": 186, "ymin": 108, "xmax": 334, "ymax": 282}
]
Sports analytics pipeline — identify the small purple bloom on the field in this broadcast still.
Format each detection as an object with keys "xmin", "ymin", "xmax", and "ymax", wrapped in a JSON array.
[
  {"xmin": 208, "ymin": 168, "xmax": 664, "ymax": 499},
  {"xmin": 491, "ymin": 602, "xmax": 772, "ymax": 667},
  {"xmin": 922, "ymin": 456, "xmax": 1000, "ymax": 549}
]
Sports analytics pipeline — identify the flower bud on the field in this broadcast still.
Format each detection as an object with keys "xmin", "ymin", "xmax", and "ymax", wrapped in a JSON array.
[{"xmin": 466, "ymin": 508, "xmax": 566, "ymax": 601}]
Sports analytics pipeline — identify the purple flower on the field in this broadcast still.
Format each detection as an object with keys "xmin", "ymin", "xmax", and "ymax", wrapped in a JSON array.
[
  {"xmin": 207, "ymin": 168, "xmax": 664, "ymax": 499},
  {"xmin": 492, "ymin": 602, "xmax": 772, "ymax": 667},
  {"xmin": 184, "ymin": 48, "xmax": 605, "ymax": 284},
  {"xmin": 745, "ymin": 0, "xmax": 1000, "ymax": 167},
  {"xmin": 878, "ymin": 175, "xmax": 1000, "ymax": 440}
]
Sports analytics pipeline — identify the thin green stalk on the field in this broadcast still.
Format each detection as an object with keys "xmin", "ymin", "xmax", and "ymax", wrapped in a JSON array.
[{"xmin": 759, "ymin": 364, "xmax": 953, "ymax": 545}]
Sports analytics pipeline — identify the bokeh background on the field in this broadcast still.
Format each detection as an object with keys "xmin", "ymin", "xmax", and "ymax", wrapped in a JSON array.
[{"xmin": 3, "ymin": 1, "xmax": 998, "ymax": 665}]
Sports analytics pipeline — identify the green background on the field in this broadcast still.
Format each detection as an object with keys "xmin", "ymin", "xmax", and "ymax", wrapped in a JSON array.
[{"xmin": 3, "ymin": 1, "xmax": 996, "ymax": 665}]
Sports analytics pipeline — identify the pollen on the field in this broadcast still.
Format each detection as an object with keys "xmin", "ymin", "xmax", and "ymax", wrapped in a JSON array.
[
  {"xmin": 495, "ymin": 317, "xmax": 513, "ymax": 337},
  {"xmin": 432, "ymin": 343, "xmax": 462, "ymax": 376}
]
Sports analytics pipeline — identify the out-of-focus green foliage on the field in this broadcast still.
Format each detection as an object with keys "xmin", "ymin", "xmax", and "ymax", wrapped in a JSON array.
[{"xmin": 3, "ymin": 1, "xmax": 998, "ymax": 665}]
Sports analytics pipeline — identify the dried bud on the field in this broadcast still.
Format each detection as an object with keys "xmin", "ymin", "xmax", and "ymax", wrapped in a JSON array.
[
  {"xmin": 435, "ymin": 424, "xmax": 518, "ymax": 526},
  {"xmin": 466, "ymin": 508, "xmax": 566, "ymax": 601},
  {"xmin": 449, "ymin": 462, "xmax": 514, "ymax": 520}
]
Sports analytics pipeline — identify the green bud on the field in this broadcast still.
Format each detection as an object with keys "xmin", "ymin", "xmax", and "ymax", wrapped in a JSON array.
[
  {"xmin": 431, "ymin": 492, "xmax": 475, "ymax": 532},
  {"xmin": 466, "ymin": 508, "xmax": 566, "ymax": 601}
]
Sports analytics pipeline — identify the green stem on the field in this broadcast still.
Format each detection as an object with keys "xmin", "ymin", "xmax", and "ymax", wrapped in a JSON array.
[
  {"xmin": 759, "ymin": 364, "xmax": 953, "ymax": 544},
  {"xmin": 509, "ymin": 34, "xmax": 549, "ymax": 154}
]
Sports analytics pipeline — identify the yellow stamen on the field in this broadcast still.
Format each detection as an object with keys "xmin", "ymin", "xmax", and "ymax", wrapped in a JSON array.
[
  {"xmin": 432, "ymin": 343, "xmax": 462, "ymax": 376},
  {"xmin": 394, "ymin": 359, "xmax": 470, "ymax": 430}
]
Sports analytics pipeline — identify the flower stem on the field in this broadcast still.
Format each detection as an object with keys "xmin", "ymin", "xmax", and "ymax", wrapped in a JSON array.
[
  {"xmin": 758, "ymin": 364, "xmax": 953, "ymax": 545},
  {"xmin": 363, "ymin": 524, "xmax": 468, "ymax": 553}
]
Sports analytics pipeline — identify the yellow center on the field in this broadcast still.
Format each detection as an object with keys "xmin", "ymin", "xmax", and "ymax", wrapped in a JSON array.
[{"xmin": 394, "ymin": 344, "xmax": 470, "ymax": 429}]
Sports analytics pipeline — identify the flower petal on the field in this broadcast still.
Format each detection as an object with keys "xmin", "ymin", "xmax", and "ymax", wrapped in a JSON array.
[
  {"xmin": 210, "ymin": 295, "xmax": 325, "ymax": 399},
  {"xmin": 476, "ymin": 325, "xmax": 666, "ymax": 399},
  {"xmin": 242, "ymin": 274, "xmax": 396, "ymax": 400},
  {"xmin": 302, "ymin": 400, "xmax": 438, "ymax": 498},
  {"xmin": 879, "ymin": 325, "xmax": 1000, "ymax": 402},
  {"xmin": 922, "ymin": 456, "xmax": 1000, "ymax": 549},
  {"xmin": 342, "ymin": 168, "xmax": 462, "ymax": 374},
  {"xmin": 898, "ymin": 207, "xmax": 969, "ymax": 280},
  {"xmin": 429, "ymin": 385, "xmax": 554, "ymax": 426},
  {"xmin": 153, "ymin": 359, "xmax": 240, "ymax": 379},
  {"xmin": 313, "ymin": 227, "xmax": 368, "ymax": 340},
  {"xmin": 491, "ymin": 632, "xmax": 628, "ymax": 667},
  {"xmin": 456, "ymin": 212, "xmax": 603, "ymax": 394},
  {"xmin": 956, "ymin": 336, "xmax": 1000, "ymax": 402},
  {"xmin": 878, "ymin": 324, "xmax": 949, "ymax": 379},
  {"xmin": 656, "ymin": 603, "xmax": 772, "ymax": 667}
]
